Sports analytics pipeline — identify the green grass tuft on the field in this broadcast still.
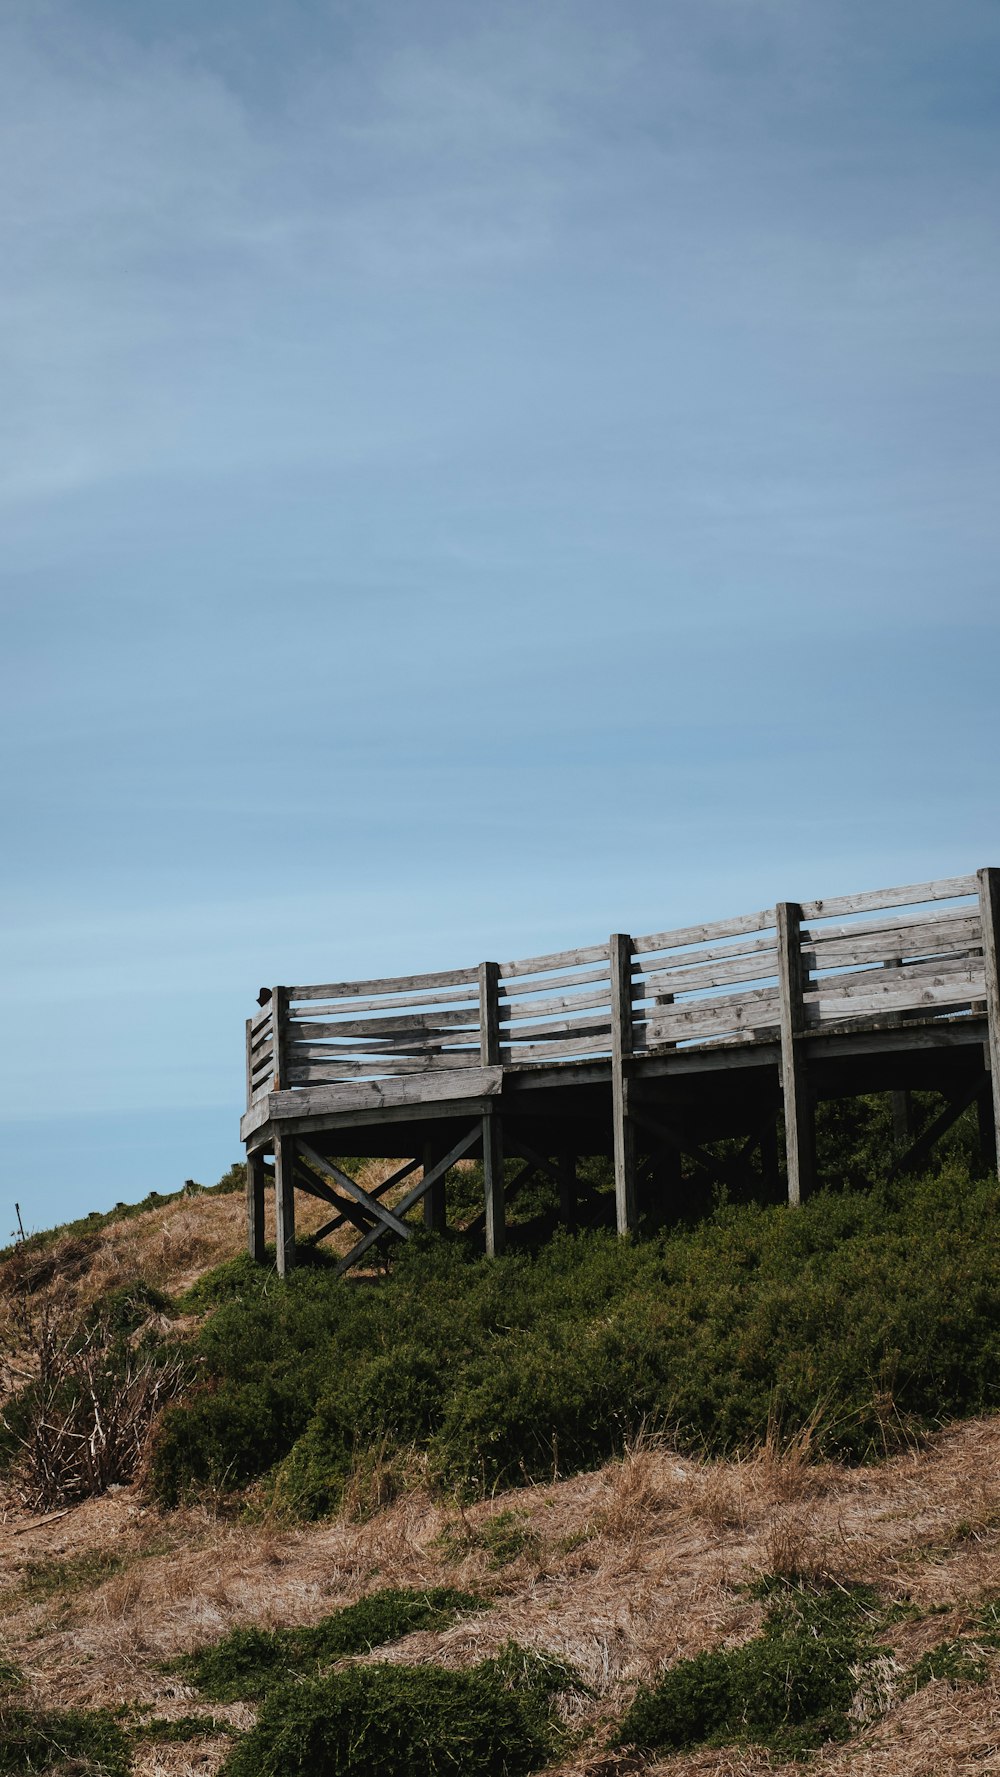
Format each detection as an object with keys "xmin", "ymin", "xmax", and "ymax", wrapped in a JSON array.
[
  {"xmin": 217, "ymin": 1642, "xmax": 577, "ymax": 1777},
  {"xmin": 0, "ymin": 1704, "xmax": 132, "ymax": 1775},
  {"xmin": 173, "ymin": 1586, "xmax": 486, "ymax": 1701},
  {"xmin": 618, "ymin": 1580, "xmax": 879, "ymax": 1757}
]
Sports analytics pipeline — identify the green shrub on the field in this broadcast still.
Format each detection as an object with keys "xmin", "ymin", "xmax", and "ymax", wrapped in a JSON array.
[
  {"xmin": 173, "ymin": 1587, "xmax": 486, "ymax": 1701},
  {"xmin": 218, "ymin": 1643, "xmax": 573, "ymax": 1777},
  {"xmin": 618, "ymin": 1582, "xmax": 877, "ymax": 1757},
  {"xmin": 0, "ymin": 1704, "xmax": 131, "ymax": 1775},
  {"xmin": 148, "ymin": 1162, "xmax": 1000, "ymax": 1515},
  {"xmin": 136, "ymin": 1714, "xmax": 235, "ymax": 1742},
  {"xmin": 907, "ymin": 1638, "xmax": 990, "ymax": 1691}
]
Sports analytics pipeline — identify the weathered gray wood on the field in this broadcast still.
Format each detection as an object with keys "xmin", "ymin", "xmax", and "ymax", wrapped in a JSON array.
[
  {"xmin": 636, "ymin": 951, "xmax": 781, "ymax": 997},
  {"xmin": 333, "ymin": 1124, "xmax": 481, "ymax": 1276},
  {"xmin": 633, "ymin": 909, "xmax": 774, "ymax": 954},
  {"xmin": 286, "ymin": 1054, "xmax": 479, "ymax": 1082},
  {"xmin": 498, "ymin": 942, "xmax": 608, "ymax": 980},
  {"xmin": 479, "ymin": 961, "xmax": 501, "ymax": 1066},
  {"xmin": 289, "ymin": 966, "xmax": 477, "ymax": 1000},
  {"xmin": 499, "ymin": 987, "xmax": 612, "ymax": 1023},
  {"xmin": 246, "ymin": 1149, "xmax": 266, "ymax": 1263},
  {"xmin": 288, "ymin": 985, "xmax": 479, "ymax": 1018},
  {"xmin": 776, "ymin": 903, "xmax": 814, "ymax": 1206},
  {"xmin": 423, "ymin": 1137, "xmax": 447, "ymax": 1234},
  {"xmin": 250, "ymin": 1000, "xmax": 272, "ymax": 1034},
  {"xmin": 245, "ymin": 1019, "xmax": 254, "ymax": 1110},
  {"xmin": 482, "ymin": 1105, "xmax": 505, "ymax": 1256},
  {"xmin": 290, "ymin": 1007, "xmax": 482, "ymax": 1041},
  {"xmin": 647, "ymin": 987, "xmax": 781, "ymax": 1044},
  {"xmin": 805, "ymin": 969, "xmax": 985, "ymax": 1023},
  {"xmin": 632, "ymin": 932, "xmax": 778, "ymax": 974},
  {"xmin": 294, "ymin": 1166, "xmax": 375, "ymax": 1231},
  {"xmin": 977, "ymin": 1081, "xmax": 997, "ymax": 1173},
  {"xmin": 610, "ymin": 932, "xmax": 637, "ymax": 1236},
  {"xmin": 270, "ymin": 986, "xmax": 289, "ymax": 1090},
  {"xmin": 501, "ymin": 1012, "xmax": 613, "ymax": 1043},
  {"xmin": 978, "ymin": 867, "xmax": 1000, "ymax": 1180},
  {"xmin": 268, "ymin": 1066, "xmax": 503, "ymax": 1118},
  {"xmin": 799, "ymin": 875, "xmax": 976, "ymax": 921},
  {"xmin": 297, "ymin": 1142, "xmax": 413, "ymax": 1240},
  {"xmin": 802, "ymin": 913, "xmax": 981, "ymax": 969},
  {"xmin": 502, "ymin": 1030, "xmax": 614, "ymax": 1064},
  {"xmin": 306, "ymin": 1157, "xmax": 422, "ymax": 1240},
  {"xmin": 274, "ymin": 1133, "xmax": 296, "ymax": 1276},
  {"xmin": 499, "ymin": 963, "xmax": 610, "ymax": 999}
]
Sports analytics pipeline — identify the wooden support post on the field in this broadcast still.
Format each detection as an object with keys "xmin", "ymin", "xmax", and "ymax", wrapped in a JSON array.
[
  {"xmin": 478, "ymin": 961, "xmax": 500, "ymax": 1065},
  {"xmin": 246, "ymin": 1149, "xmax": 266, "ymax": 1263},
  {"xmin": 884, "ymin": 959, "xmax": 915, "ymax": 1139},
  {"xmin": 558, "ymin": 1150, "xmax": 577, "ymax": 1227},
  {"xmin": 270, "ymin": 986, "xmax": 288, "ymax": 1090},
  {"xmin": 776, "ymin": 902, "xmax": 815, "ymax": 1206},
  {"xmin": 978, "ymin": 867, "xmax": 1000, "ymax": 1183},
  {"xmin": 423, "ymin": 1137, "xmax": 447, "ymax": 1234},
  {"xmin": 610, "ymin": 932, "xmax": 637, "ymax": 1236},
  {"xmin": 482, "ymin": 1106, "xmax": 505, "ymax": 1257},
  {"xmin": 274, "ymin": 1133, "xmax": 296, "ymax": 1276},
  {"xmin": 245, "ymin": 1018, "xmax": 254, "ymax": 1110}
]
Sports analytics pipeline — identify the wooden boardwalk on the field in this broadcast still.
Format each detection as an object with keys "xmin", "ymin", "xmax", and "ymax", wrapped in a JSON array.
[{"xmin": 241, "ymin": 868, "xmax": 1000, "ymax": 1274}]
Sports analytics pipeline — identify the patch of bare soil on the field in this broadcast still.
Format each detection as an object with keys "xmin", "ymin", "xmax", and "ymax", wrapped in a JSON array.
[{"xmin": 1, "ymin": 1416, "xmax": 998, "ymax": 1775}]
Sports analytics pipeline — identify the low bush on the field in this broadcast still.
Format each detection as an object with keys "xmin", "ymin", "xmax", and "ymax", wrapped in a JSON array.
[
  {"xmin": 0, "ymin": 1704, "xmax": 131, "ymax": 1775},
  {"xmin": 149, "ymin": 1160, "xmax": 1000, "ymax": 1513},
  {"xmin": 173, "ymin": 1586, "xmax": 486, "ymax": 1700},
  {"xmin": 218, "ymin": 1643, "xmax": 575, "ymax": 1777},
  {"xmin": 136, "ymin": 1714, "xmax": 235, "ymax": 1742},
  {"xmin": 618, "ymin": 1581, "xmax": 878, "ymax": 1756}
]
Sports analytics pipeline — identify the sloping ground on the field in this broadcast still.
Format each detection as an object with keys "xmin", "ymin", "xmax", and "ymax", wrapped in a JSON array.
[{"xmin": 2, "ymin": 1415, "xmax": 998, "ymax": 1774}]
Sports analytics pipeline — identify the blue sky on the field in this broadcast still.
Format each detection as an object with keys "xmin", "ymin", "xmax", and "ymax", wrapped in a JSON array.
[{"xmin": 2, "ymin": 0, "xmax": 998, "ymax": 1236}]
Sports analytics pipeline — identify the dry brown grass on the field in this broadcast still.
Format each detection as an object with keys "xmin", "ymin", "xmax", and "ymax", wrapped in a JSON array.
[
  {"xmin": 2, "ymin": 1413, "xmax": 997, "ymax": 1774},
  {"xmin": 3, "ymin": 1196, "xmax": 1000, "ymax": 1773}
]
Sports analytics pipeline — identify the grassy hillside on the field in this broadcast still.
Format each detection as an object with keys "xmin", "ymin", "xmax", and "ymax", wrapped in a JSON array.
[{"xmin": 1, "ymin": 1095, "xmax": 998, "ymax": 1774}]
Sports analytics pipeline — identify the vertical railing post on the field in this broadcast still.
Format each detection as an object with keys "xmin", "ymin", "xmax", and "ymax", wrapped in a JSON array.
[
  {"xmin": 246, "ymin": 1149, "xmax": 266, "ymax": 1263},
  {"xmin": 610, "ymin": 933, "xmax": 637, "ymax": 1235},
  {"xmin": 478, "ymin": 961, "xmax": 504, "ymax": 1254},
  {"xmin": 270, "ymin": 986, "xmax": 288, "ymax": 1091},
  {"xmin": 884, "ymin": 958, "xmax": 914, "ymax": 1139},
  {"xmin": 245, "ymin": 1018, "xmax": 254, "ymax": 1110},
  {"xmin": 274, "ymin": 1132, "xmax": 296, "ymax": 1275},
  {"xmin": 777, "ymin": 903, "xmax": 815, "ymax": 1205},
  {"xmin": 977, "ymin": 867, "xmax": 1000, "ymax": 1183}
]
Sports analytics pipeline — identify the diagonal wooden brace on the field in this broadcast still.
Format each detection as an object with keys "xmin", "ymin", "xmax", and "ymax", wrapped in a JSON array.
[{"xmin": 334, "ymin": 1123, "xmax": 482, "ymax": 1277}]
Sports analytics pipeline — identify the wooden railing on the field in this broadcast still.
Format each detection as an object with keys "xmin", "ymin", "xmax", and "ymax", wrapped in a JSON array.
[{"xmin": 246, "ymin": 871, "xmax": 995, "ymax": 1106}]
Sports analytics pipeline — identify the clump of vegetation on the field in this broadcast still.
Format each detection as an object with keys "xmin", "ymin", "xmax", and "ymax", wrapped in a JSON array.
[
  {"xmin": 135, "ymin": 1714, "xmax": 236, "ymax": 1742},
  {"xmin": 149, "ymin": 1156, "xmax": 1000, "ymax": 1514},
  {"xmin": 907, "ymin": 1638, "xmax": 990, "ymax": 1691},
  {"xmin": 173, "ymin": 1587, "xmax": 486, "ymax": 1701},
  {"xmin": 0, "ymin": 1704, "xmax": 132, "ymax": 1775},
  {"xmin": 0, "ymin": 1292, "xmax": 187, "ymax": 1510},
  {"xmin": 218, "ymin": 1642, "xmax": 578, "ymax": 1777},
  {"xmin": 618, "ymin": 1580, "xmax": 879, "ymax": 1757},
  {"xmin": 437, "ymin": 1507, "xmax": 539, "ymax": 1568},
  {"xmin": 16, "ymin": 1549, "xmax": 127, "ymax": 1603}
]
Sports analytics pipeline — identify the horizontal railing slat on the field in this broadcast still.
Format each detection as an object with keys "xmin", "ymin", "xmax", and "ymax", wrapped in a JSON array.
[
  {"xmin": 633, "ymin": 909, "xmax": 775, "ymax": 954},
  {"xmin": 498, "ymin": 963, "xmax": 610, "ymax": 1000},
  {"xmin": 289, "ymin": 1006, "xmax": 480, "ymax": 1040},
  {"xmin": 799, "ymin": 875, "xmax": 977, "ymax": 921},
  {"xmin": 498, "ymin": 942, "xmax": 609, "ymax": 980},
  {"xmin": 632, "ymin": 931, "xmax": 778, "ymax": 975},
  {"xmin": 287, "ymin": 1053, "xmax": 482, "ymax": 1081},
  {"xmin": 634, "ymin": 951, "xmax": 781, "ymax": 998},
  {"xmin": 500, "ymin": 988, "xmax": 612, "ymax": 1024},
  {"xmin": 647, "ymin": 985, "xmax": 781, "ymax": 1044},
  {"xmin": 287, "ymin": 985, "xmax": 480, "ymax": 1018},
  {"xmin": 288, "ymin": 966, "xmax": 477, "ymax": 1001},
  {"xmin": 802, "ymin": 915, "xmax": 981, "ymax": 970}
]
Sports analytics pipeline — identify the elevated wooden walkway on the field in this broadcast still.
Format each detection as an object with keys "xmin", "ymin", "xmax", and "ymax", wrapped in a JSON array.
[{"xmin": 241, "ymin": 868, "xmax": 1000, "ymax": 1274}]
